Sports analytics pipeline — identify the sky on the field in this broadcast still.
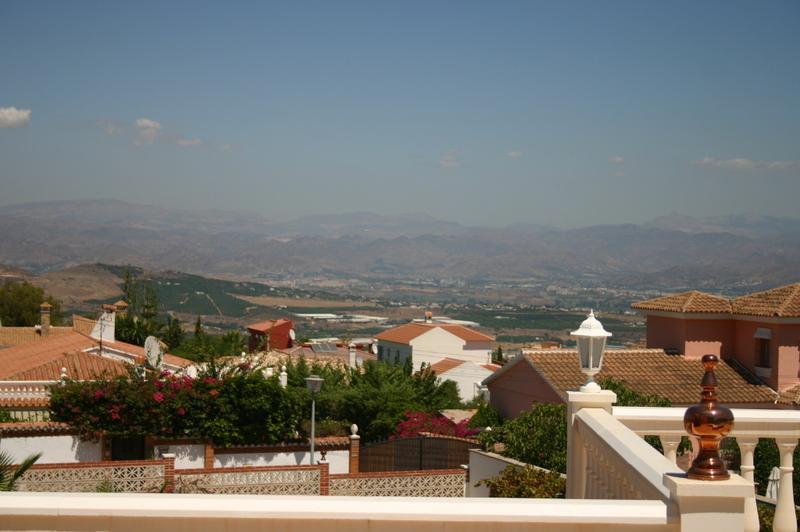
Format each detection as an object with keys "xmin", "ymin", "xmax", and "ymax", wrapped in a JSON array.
[{"xmin": 0, "ymin": 1, "xmax": 798, "ymax": 227}]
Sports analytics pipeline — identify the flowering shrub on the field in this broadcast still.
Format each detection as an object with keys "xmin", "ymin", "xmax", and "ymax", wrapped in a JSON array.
[
  {"xmin": 394, "ymin": 411, "xmax": 479, "ymax": 439},
  {"xmin": 49, "ymin": 367, "xmax": 302, "ymax": 446}
]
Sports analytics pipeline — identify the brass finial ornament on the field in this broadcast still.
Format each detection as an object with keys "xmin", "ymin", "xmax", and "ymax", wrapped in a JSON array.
[{"xmin": 683, "ymin": 354, "xmax": 734, "ymax": 480}]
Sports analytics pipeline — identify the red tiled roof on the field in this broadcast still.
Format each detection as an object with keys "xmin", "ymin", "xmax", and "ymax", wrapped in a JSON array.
[
  {"xmin": 0, "ymin": 331, "xmax": 193, "ymax": 380},
  {"xmin": 731, "ymin": 284, "xmax": 800, "ymax": 318},
  {"xmin": 428, "ymin": 358, "xmax": 501, "ymax": 375},
  {"xmin": 246, "ymin": 319, "xmax": 291, "ymax": 333},
  {"xmin": 9, "ymin": 351, "xmax": 129, "ymax": 381},
  {"xmin": 429, "ymin": 358, "xmax": 466, "ymax": 374},
  {"xmin": 632, "ymin": 291, "xmax": 732, "ymax": 314},
  {"xmin": 375, "ymin": 323, "xmax": 494, "ymax": 344},
  {"xmin": 0, "ymin": 397, "xmax": 50, "ymax": 409},
  {"xmin": 487, "ymin": 349, "xmax": 777, "ymax": 405},
  {"xmin": 0, "ymin": 332, "xmax": 97, "ymax": 379},
  {"xmin": 0, "ymin": 421, "xmax": 73, "ymax": 436}
]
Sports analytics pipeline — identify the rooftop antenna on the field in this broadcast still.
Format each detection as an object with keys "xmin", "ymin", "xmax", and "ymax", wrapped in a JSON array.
[{"xmin": 144, "ymin": 336, "xmax": 163, "ymax": 370}]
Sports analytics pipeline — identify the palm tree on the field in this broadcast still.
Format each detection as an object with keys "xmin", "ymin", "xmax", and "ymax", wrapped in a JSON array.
[{"xmin": 0, "ymin": 451, "xmax": 41, "ymax": 491}]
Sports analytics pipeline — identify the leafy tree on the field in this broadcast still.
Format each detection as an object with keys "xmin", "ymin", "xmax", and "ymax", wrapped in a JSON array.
[
  {"xmin": 163, "ymin": 315, "xmax": 184, "ymax": 350},
  {"xmin": 468, "ymin": 399, "xmax": 503, "ymax": 429},
  {"xmin": 479, "ymin": 464, "xmax": 565, "ymax": 498},
  {"xmin": 0, "ymin": 281, "xmax": 61, "ymax": 327},
  {"xmin": 492, "ymin": 345, "xmax": 505, "ymax": 365},
  {"xmin": 493, "ymin": 403, "xmax": 568, "ymax": 473},
  {"xmin": 0, "ymin": 451, "xmax": 41, "ymax": 491}
]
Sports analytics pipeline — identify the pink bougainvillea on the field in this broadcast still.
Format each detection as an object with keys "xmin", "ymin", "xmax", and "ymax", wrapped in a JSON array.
[{"xmin": 394, "ymin": 411, "xmax": 478, "ymax": 439}]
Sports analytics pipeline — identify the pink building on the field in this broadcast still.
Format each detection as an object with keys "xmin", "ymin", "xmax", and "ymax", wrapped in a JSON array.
[{"xmin": 632, "ymin": 283, "xmax": 800, "ymax": 392}]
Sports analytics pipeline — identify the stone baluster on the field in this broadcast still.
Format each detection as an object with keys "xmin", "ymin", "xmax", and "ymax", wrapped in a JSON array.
[
  {"xmin": 774, "ymin": 438, "xmax": 798, "ymax": 532},
  {"xmin": 659, "ymin": 434, "xmax": 681, "ymax": 464},
  {"xmin": 735, "ymin": 437, "xmax": 760, "ymax": 532}
]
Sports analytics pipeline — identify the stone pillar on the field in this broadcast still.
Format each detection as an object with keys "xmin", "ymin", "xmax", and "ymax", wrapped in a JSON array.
[
  {"xmin": 663, "ymin": 474, "xmax": 752, "ymax": 532},
  {"xmin": 279, "ymin": 366, "xmax": 288, "ymax": 389},
  {"xmin": 349, "ymin": 424, "xmax": 360, "ymax": 474},
  {"xmin": 162, "ymin": 453, "xmax": 176, "ymax": 493},
  {"xmin": 319, "ymin": 462, "xmax": 330, "ymax": 495},
  {"xmin": 736, "ymin": 437, "xmax": 760, "ymax": 532},
  {"xmin": 39, "ymin": 303, "xmax": 51, "ymax": 336},
  {"xmin": 566, "ymin": 390, "xmax": 616, "ymax": 499},
  {"xmin": 774, "ymin": 438, "xmax": 798, "ymax": 532},
  {"xmin": 204, "ymin": 441, "xmax": 215, "ymax": 469}
]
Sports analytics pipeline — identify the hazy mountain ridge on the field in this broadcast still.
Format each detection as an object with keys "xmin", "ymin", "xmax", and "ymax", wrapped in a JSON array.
[{"xmin": 1, "ymin": 200, "xmax": 798, "ymax": 290}]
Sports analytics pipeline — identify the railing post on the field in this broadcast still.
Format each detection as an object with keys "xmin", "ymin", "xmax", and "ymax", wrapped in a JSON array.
[
  {"xmin": 349, "ymin": 424, "xmax": 360, "ymax": 474},
  {"xmin": 162, "ymin": 453, "xmax": 175, "ymax": 493},
  {"xmin": 736, "ymin": 437, "xmax": 760, "ymax": 532},
  {"xmin": 319, "ymin": 462, "xmax": 330, "ymax": 496},
  {"xmin": 663, "ymin": 474, "xmax": 753, "ymax": 531},
  {"xmin": 566, "ymin": 390, "xmax": 616, "ymax": 499},
  {"xmin": 659, "ymin": 435, "xmax": 681, "ymax": 464},
  {"xmin": 774, "ymin": 438, "xmax": 798, "ymax": 532}
]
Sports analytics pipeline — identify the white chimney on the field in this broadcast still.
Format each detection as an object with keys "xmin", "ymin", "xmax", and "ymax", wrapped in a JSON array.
[
  {"xmin": 279, "ymin": 366, "xmax": 288, "ymax": 388},
  {"xmin": 348, "ymin": 342, "xmax": 357, "ymax": 369}
]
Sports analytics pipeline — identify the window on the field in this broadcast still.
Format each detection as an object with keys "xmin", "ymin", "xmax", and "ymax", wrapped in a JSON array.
[{"xmin": 757, "ymin": 338, "xmax": 771, "ymax": 368}]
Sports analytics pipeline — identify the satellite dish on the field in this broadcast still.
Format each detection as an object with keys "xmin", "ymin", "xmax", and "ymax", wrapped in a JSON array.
[
  {"xmin": 371, "ymin": 344, "xmax": 378, "ymax": 355},
  {"xmin": 289, "ymin": 329, "xmax": 296, "ymax": 341},
  {"xmin": 144, "ymin": 336, "xmax": 163, "ymax": 370}
]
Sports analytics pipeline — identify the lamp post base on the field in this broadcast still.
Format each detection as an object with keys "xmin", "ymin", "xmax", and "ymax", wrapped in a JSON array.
[{"xmin": 580, "ymin": 381, "xmax": 601, "ymax": 393}]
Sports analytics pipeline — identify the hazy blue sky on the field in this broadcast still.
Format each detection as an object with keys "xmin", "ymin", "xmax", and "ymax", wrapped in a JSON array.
[{"xmin": 1, "ymin": 1, "xmax": 798, "ymax": 227}]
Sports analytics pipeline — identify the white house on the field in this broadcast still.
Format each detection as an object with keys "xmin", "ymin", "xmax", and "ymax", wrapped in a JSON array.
[
  {"xmin": 429, "ymin": 358, "xmax": 500, "ymax": 401},
  {"xmin": 374, "ymin": 321, "xmax": 494, "ymax": 372}
]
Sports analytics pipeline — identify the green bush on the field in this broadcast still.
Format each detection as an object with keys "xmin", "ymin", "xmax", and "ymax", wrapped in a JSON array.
[
  {"xmin": 479, "ymin": 464, "xmax": 565, "ymax": 498},
  {"xmin": 486, "ymin": 403, "xmax": 568, "ymax": 473}
]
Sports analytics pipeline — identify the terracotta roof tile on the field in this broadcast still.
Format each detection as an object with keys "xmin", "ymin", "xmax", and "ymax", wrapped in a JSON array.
[
  {"xmin": 429, "ymin": 358, "xmax": 466, "ymax": 374},
  {"xmin": 521, "ymin": 349, "xmax": 776, "ymax": 405},
  {"xmin": 0, "ymin": 397, "xmax": 50, "ymax": 408},
  {"xmin": 732, "ymin": 284, "xmax": 800, "ymax": 318},
  {"xmin": 376, "ymin": 323, "xmax": 494, "ymax": 344},
  {"xmin": 0, "ymin": 421, "xmax": 73, "ymax": 436},
  {"xmin": 632, "ymin": 291, "xmax": 732, "ymax": 314},
  {"xmin": 9, "ymin": 351, "xmax": 129, "ymax": 381},
  {"xmin": 0, "ymin": 331, "xmax": 193, "ymax": 380},
  {"xmin": 0, "ymin": 332, "xmax": 97, "ymax": 379}
]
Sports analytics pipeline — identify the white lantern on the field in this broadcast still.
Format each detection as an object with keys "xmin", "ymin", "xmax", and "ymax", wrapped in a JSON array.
[{"xmin": 570, "ymin": 310, "xmax": 611, "ymax": 393}]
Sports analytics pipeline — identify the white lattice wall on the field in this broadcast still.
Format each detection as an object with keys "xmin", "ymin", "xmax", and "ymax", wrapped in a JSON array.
[
  {"xmin": 175, "ymin": 468, "xmax": 321, "ymax": 495},
  {"xmin": 17, "ymin": 463, "xmax": 165, "ymax": 493},
  {"xmin": 329, "ymin": 472, "xmax": 465, "ymax": 497}
]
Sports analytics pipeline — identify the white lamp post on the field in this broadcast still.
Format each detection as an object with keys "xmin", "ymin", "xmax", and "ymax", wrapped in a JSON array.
[
  {"xmin": 570, "ymin": 310, "xmax": 612, "ymax": 393},
  {"xmin": 305, "ymin": 375, "xmax": 324, "ymax": 465}
]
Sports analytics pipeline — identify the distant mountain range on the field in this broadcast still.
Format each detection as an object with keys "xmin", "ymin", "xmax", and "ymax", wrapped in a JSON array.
[{"xmin": 1, "ymin": 199, "xmax": 798, "ymax": 292}]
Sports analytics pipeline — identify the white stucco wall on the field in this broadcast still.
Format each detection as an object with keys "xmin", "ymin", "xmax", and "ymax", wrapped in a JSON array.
[
  {"xmin": 214, "ymin": 449, "xmax": 350, "ymax": 474},
  {"xmin": 438, "ymin": 362, "xmax": 494, "ymax": 401},
  {"xmin": 160, "ymin": 444, "xmax": 205, "ymax": 469},
  {"xmin": 0, "ymin": 435, "xmax": 101, "ymax": 464},
  {"xmin": 467, "ymin": 449, "xmax": 527, "ymax": 497},
  {"xmin": 411, "ymin": 329, "xmax": 492, "ymax": 371},
  {"xmin": 377, "ymin": 340, "xmax": 412, "ymax": 366}
]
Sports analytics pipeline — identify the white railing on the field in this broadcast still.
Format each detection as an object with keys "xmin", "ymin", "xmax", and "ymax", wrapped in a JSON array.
[
  {"xmin": 613, "ymin": 406, "xmax": 800, "ymax": 532},
  {"xmin": 567, "ymin": 391, "xmax": 755, "ymax": 532},
  {"xmin": 0, "ymin": 492, "xmax": 672, "ymax": 531},
  {"xmin": 0, "ymin": 381, "xmax": 57, "ymax": 399}
]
